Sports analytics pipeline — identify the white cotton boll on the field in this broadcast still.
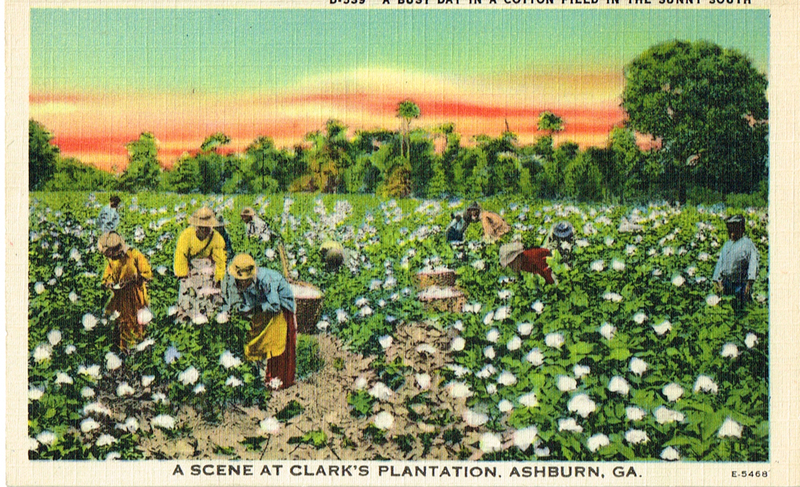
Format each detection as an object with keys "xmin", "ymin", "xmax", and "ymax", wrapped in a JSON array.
[
  {"xmin": 116, "ymin": 382, "xmax": 135, "ymax": 397},
  {"xmin": 513, "ymin": 426, "xmax": 538, "ymax": 451},
  {"xmin": 178, "ymin": 366, "xmax": 200, "ymax": 386},
  {"xmin": 626, "ymin": 406, "xmax": 646, "ymax": 422},
  {"xmin": 462, "ymin": 409, "xmax": 488, "ymax": 427},
  {"xmin": 28, "ymin": 437, "xmax": 40, "ymax": 451},
  {"xmin": 721, "ymin": 343, "xmax": 739, "ymax": 359},
  {"xmin": 482, "ymin": 312, "xmax": 495, "ymax": 325},
  {"xmin": 486, "ymin": 383, "xmax": 497, "ymax": 394},
  {"xmin": 156, "ymin": 265, "xmax": 167, "ymax": 276},
  {"xmin": 672, "ymin": 275, "xmax": 686, "ymax": 287},
  {"xmin": 448, "ymin": 364, "xmax": 471, "ymax": 377},
  {"xmin": 164, "ymin": 346, "xmax": 181, "ymax": 364},
  {"xmin": 416, "ymin": 373, "xmax": 431, "ymax": 390},
  {"xmin": 573, "ymin": 364, "xmax": 590, "ymax": 379},
  {"xmin": 706, "ymin": 295, "xmax": 721, "ymax": 307},
  {"xmin": 65, "ymin": 345, "xmax": 76, "ymax": 355},
  {"xmin": 69, "ymin": 292, "xmax": 79, "ymax": 303},
  {"xmin": 193, "ymin": 384, "xmax": 206, "ymax": 394},
  {"xmin": 96, "ymin": 434, "xmax": 117, "ymax": 447},
  {"xmin": 612, "ymin": 259, "xmax": 625, "ymax": 271},
  {"xmin": 416, "ymin": 344, "xmax": 437, "ymax": 355},
  {"xmin": 167, "ymin": 306, "xmax": 178, "ymax": 317},
  {"xmin": 497, "ymin": 370, "xmax": 517, "ymax": 386},
  {"xmin": 78, "ymin": 364, "xmax": 102, "ymax": 380},
  {"xmin": 83, "ymin": 402, "xmax": 113, "ymax": 417},
  {"xmin": 136, "ymin": 338, "xmax": 155, "ymax": 352},
  {"xmin": 354, "ymin": 376, "xmax": 368, "ymax": 390},
  {"xmin": 557, "ymin": 375, "xmax": 577, "ymax": 392},
  {"xmin": 558, "ymin": 418, "xmax": 583, "ymax": 433},
  {"xmin": 718, "ymin": 417, "xmax": 743, "ymax": 438},
  {"xmin": 625, "ymin": 429, "xmax": 649, "ymax": 445},
  {"xmin": 373, "ymin": 411, "xmax": 394, "ymax": 430},
  {"xmin": 660, "ymin": 446, "xmax": 681, "ymax": 461},
  {"xmin": 531, "ymin": 301, "xmax": 544, "ymax": 314},
  {"xmin": 446, "ymin": 381, "xmax": 473, "ymax": 399},
  {"xmin": 652, "ymin": 320, "xmax": 672, "ymax": 336},
  {"xmin": 608, "ymin": 376, "xmax": 630, "ymax": 396},
  {"xmin": 192, "ymin": 313, "xmax": 208, "ymax": 325},
  {"xmin": 498, "ymin": 400, "xmax": 514, "ymax": 413},
  {"xmin": 484, "ymin": 346, "xmax": 496, "ymax": 360},
  {"xmin": 80, "ymin": 387, "xmax": 95, "ymax": 398},
  {"xmin": 32, "ymin": 344, "xmax": 53, "ymax": 363},
  {"xmin": 498, "ymin": 289, "xmax": 512, "ymax": 300},
  {"xmin": 476, "ymin": 364, "xmax": 496, "ymax": 379},
  {"xmin": 450, "ymin": 336, "xmax": 466, "ymax": 352},
  {"xmin": 35, "ymin": 431, "xmax": 56, "ymax": 446},
  {"xmin": 654, "ymin": 406, "xmax": 685, "ymax": 424},
  {"xmin": 567, "ymin": 394, "xmax": 596, "ymax": 418},
  {"xmin": 625, "ymin": 244, "xmax": 637, "ymax": 255},
  {"xmin": 693, "ymin": 375, "xmax": 719, "ymax": 394},
  {"xmin": 479, "ymin": 433, "xmax": 503, "ymax": 453},
  {"xmin": 28, "ymin": 386, "xmax": 45, "ymax": 401},
  {"xmin": 82, "ymin": 313, "xmax": 98, "ymax": 331},
  {"xmin": 519, "ymin": 391, "xmax": 538, "ymax": 408},
  {"xmin": 151, "ymin": 392, "xmax": 167, "ymax": 403},
  {"xmin": 47, "ymin": 330, "xmax": 62, "ymax": 346},
  {"xmin": 587, "ymin": 433, "xmax": 610, "ymax": 452},
  {"xmin": 486, "ymin": 328, "xmax": 500, "ymax": 343},
  {"xmin": 494, "ymin": 306, "xmax": 511, "ymax": 321},
  {"xmin": 507, "ymin": 336, "xmax": 522, "ymax": 351},
  {"xmin": 115, "ymin": 417, "xmax": 140, "ymax": 434},
  {"xmin": 517, "ymin": 323, "xmax": 533, "ymax": 336},
  {"xmin": 214, "ymin": 311, "xmax": 229, "ymax": 324},
  {"xmin": 378, "ymin": 335, "xmax": 392, "ymax": 349},
  {"xmin": 662, "ymin": 383, "xmax": 684, "ymax": 402},
  {"xmin": 652, "ymin": 268, "xmax": 662, "ymax": 277},
  {"xmin": 745, "ymin": 333, "xmax": 758, "ymax": 348},
  {"xmin": 55, "ymin": 372, "xmax": 73, "ymax": 385},
  {"xmin": 633, "ymin": 312, "xmax": 648, "ymax": 325},
  {"xmin": 225, "ymin": 376, "xmax": 242, "ymax": 387},
  {"xmin": 105, "ymin": 352, "xmax": 122, "ymax": 371},
  {"xmin": 452, "ymin": 320, "xmax": 464, "ymax": 331},
  {"xmin": 472, "ymin": 260, "xmax": 486, "ymax": 271},
  {"xmin": 603, "ymin": 292, "xmax": 623, "ymax": 302},
  {"xmin": 599, "ymin": 323, "xmax": 616, "ymax": 340},
  {"xmin": 137, "ymin": 308, "xmax": 153, "ymax": 325},
  {"xmin": 54, "ymin": 266, "xmax": 64, "ymax": 278},
  {"xmin": 525, "ymin": 348, "xmax": 545, "ymax": 366},
  {"xmin": 80, "ymin": 418, "xmax": 101, "ymax": 433},
  {"xmin": 220, "ymin": 351, "xmax": 242, "ymax": 369},
  {"xmin": 545, "ymin": 333, "xmax": 564, "ymax": 349},
  {"xmin": 590, "ymin": 260, "xmax": 605, "ymax": 272},
  {"xmin": 34, "ymin": 282, "xmax": 46, "ymax": 294},
  {"xmin": 629, "ymin": 357, "xmax": 648, "ymax": 376},
  {"xmin": 260, "ymin": 417, "xmax": 281, "ymax": 434},
  {"xmin": 151, "ymin": 415, "xmax": 176, "ymax": 430},
  {"xmin": 268, "ymin": 377, "xmax": 283, "ymax": 390},
  {"xmin": 369, "ymin": 382, "xmax": 393, "ymax": 400},
  {"xmin": 359, "ymin": 306, "xmax": 373, "ymax": 317}
]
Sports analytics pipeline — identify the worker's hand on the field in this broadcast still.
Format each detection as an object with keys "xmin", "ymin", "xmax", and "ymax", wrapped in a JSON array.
[
  {"xmin": 713, "ymin": 280, "xmax": 723, "ymax": 293},
  {"xmin": 745, "ymin": 281, "xmax": 753, "ymax": 296}
]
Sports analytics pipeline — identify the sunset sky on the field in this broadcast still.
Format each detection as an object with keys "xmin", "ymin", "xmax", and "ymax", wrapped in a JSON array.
[{"xmin": 30, "ymin": 8, "xmax": 769, "ymax": 172}]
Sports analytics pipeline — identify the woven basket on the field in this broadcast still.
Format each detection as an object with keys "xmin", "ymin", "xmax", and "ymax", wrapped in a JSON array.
[
  {"xmin": 415, "ymin": 268, "xmax": 456, "ymax": 289},
  {"xmin": 279, "ymin": 244, "xmax": 325, "ymax": 334},
  {"xmin": 418, "ymin": 286, "xmax": 467, "ymax": 313}
]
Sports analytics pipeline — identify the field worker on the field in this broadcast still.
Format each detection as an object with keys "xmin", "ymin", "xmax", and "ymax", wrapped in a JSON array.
[
  {"xmin": 241, "ymin": 207, "xmax": 271, "ymax": 241},
  {"xmin": 543, "ymin": 221, "xmax": 575, "ymax": 264},
  {"xmin": 444, "ymin": 212, "xmax": 469, "ymax": 243},
  {"xmin": 222, "ymin": 253, "xmax": 297, "ymax": 390},
  {"xmin": 319, "ymin": 240, "xmax": 347, "ymax": 272},
  {"xmin": 215, "ymin": 213, "xmax": 234, "ymax": 262},
  {"xmin": 98, "ymin": 232, "xmax": 153, "ymax": 352},
  {"xmin": 712, "ymin": 215, "xmax": 759, "ymax": 307},
  {"xmin": 499, "ymin": 241, "xmax": 556, "ymax": 285},
  {"xmin": 466, "ymin": 202, "xmax": 511, "ymax": 242},
  {"xmin": 173, "ymin": 207, "xmax": 227, "ymax": 322},
  {"xmin": 98, "ymin": 195, "xmax": 121, "ymax": 234}
]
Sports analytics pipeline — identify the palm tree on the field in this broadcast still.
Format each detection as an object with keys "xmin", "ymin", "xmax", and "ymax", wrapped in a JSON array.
[{"xmin": 396, "ymin": 100, "xmax": 421, "ymax": 160}]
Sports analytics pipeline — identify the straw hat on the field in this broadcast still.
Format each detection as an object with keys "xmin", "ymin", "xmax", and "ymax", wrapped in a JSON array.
[
  {"xmin": 499, "ymin": 241, "xmax": 524, "ymax": 268},
  {"xmin": 189, "ymin": 207, "xmax": 221, "ymax": 227},
  {"xmin": 240, "ymin": 207, "xmax": 255, "ymax": 218},
  {"xmin": 725, "ymin": 215, "xmax": 745, "ymax": 227},
  {"xmin": 98, "ymin": 232, "xmax": 129, "ymax": 254},
  {"xmin": 553, "ymin": 221, "xmax": 574, "ymax": 239},
  {"xmin": 228, "ymin": 253, "xmax": 258, "ymax": 280}
]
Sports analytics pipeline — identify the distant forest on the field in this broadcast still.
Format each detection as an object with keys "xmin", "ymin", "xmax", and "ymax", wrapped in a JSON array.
[{"xmin": 29, "ymin": 41, "xmax": 769, "ymax": 206}]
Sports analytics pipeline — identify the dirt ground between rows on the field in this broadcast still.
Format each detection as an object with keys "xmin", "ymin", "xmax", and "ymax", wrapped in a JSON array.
[{"xmin": 138, "ymin": 322, "xmax": 492, "ymax": 460}]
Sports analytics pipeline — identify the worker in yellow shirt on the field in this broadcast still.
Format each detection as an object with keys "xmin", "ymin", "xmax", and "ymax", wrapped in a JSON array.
[{"xmin": 173, "ymin": 207, "xmax": 227, "ymax": 323}]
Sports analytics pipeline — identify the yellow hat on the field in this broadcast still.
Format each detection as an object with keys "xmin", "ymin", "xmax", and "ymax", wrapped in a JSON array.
[
  {"xmin": 188, "ymin": 207, "xmax": 221, "ymax": 227},
  {"xmin": 98, "ymin": 232, "xmax": 128, "ymax": 253},
  {"xmin": 228, "ymin": 253, "xmax": 258, "ymax": 280}
]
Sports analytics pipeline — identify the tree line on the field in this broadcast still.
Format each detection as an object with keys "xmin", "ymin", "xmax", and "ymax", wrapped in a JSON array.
[{"xmin": 29, "ymin": 40, "xmax": 769, "ymax": 205}]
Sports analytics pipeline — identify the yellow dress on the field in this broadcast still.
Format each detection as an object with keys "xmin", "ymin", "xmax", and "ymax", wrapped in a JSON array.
[{"xmin": 102, "ymin": 249, "xmax": 153, "ymax": 351}]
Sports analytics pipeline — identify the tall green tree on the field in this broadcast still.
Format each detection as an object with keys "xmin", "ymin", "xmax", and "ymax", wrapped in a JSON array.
[
  {"xmin": 396, "ymin": 100, "xmax": 421, "ymax": 160},
  {"xmin": 537, "ymin": 111, "xmax": 564, "ymax": 136},
  {"xmin": 622, "ymin": 40, "xmax": 768, "ymax": 202},
  {"xmin": 119, "ymin": 132, "xmax": 161, "ymax": 192},
  {"xmin": 29, "ymin": 120, "xmax": 60, "ymax": 190}
]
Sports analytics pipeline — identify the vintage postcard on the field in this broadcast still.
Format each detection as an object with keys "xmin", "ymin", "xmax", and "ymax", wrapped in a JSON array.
[{"xmin": 6, "ymin": 0, "xmax": 799, "ymax": 486}]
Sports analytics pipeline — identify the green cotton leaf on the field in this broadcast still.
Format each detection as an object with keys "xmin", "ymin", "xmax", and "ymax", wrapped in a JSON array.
[
  {"xmin": 568, "ymin": 342, "xmax": 594, "ymax": 357},
  {"xmin": 608, "ymin": 347, "xmax": 631, "ymax": 361}
]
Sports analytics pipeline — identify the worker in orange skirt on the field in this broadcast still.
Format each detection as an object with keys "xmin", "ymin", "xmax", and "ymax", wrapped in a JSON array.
[
  {"xmin": 98, "ymin": 232, "xmax": 153, "ymax": 352},
  {"xmin": 221, "ymin": 253, "xmax": 296, "ymax": 390},
  {"xmin": 499, "ymin": 241, "xmax": 556, "ymax": 285}
]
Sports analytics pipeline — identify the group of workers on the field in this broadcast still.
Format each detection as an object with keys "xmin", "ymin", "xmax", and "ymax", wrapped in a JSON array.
[{"xmin": 93, "ymin": 195, "xmax": 760, "ymax": 391}]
